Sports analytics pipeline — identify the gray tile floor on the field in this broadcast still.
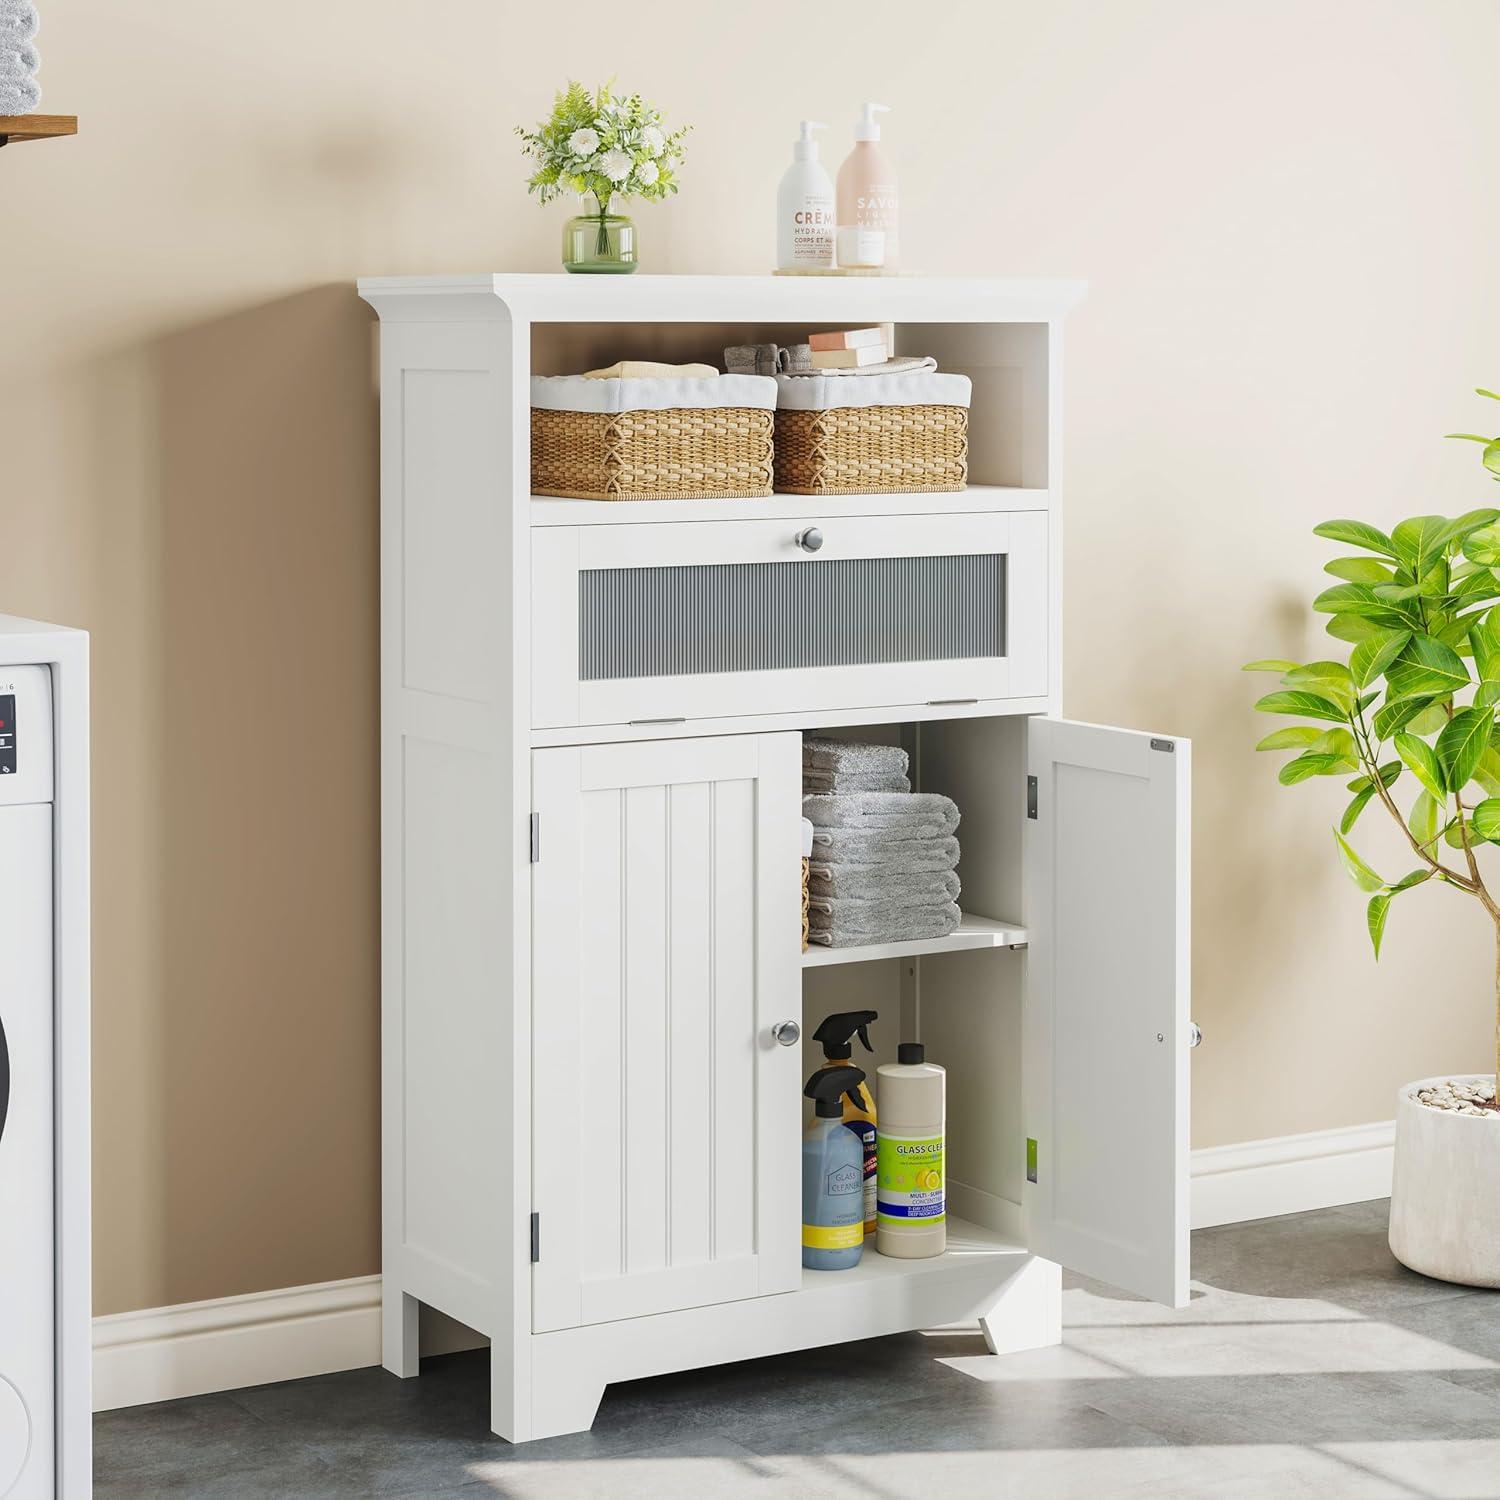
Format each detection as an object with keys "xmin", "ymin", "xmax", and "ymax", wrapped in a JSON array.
[{"xmin": 95, "ymin": 1199, "xmax": 1500, "ymax": 1498}]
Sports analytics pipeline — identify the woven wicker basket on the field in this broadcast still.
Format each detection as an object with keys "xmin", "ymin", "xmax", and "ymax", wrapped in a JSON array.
[
  {"xmin": 801, "ymin": 856, "xmax": 810, "ymax": 952},
  {"xmin": 531, "ymin": 406, "xmax": 775, "ymax": 502},
  {"xmin": 774, "ymin": 403, "xmax": 968, "ymax": 495}
]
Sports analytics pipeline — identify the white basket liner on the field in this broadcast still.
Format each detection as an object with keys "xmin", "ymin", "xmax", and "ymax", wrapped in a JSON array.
[
  {"xmin": 531, "ymin": 374, "xmax": 777, "ymax": 414},
  {"xmin": 775, "ymin": 372, "xmax": 972, "ymax": 412}
]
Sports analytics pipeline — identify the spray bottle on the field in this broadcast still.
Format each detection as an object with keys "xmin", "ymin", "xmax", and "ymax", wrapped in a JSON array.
[
  {"xmin": 802, "ymin": 1065, "xmax": 869, "ymax": 1270},
  {"xmin": 811, "ymin": 1010, "xmax": 879, "ymax": 1236}
]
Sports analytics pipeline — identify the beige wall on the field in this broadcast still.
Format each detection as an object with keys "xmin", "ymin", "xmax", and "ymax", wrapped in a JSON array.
[{"xmin": 5, "ymin": 0, "xmax": 1499, "ymax": 1316}]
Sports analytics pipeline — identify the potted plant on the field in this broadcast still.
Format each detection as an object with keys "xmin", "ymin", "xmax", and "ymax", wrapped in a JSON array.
[
  {"xmin": 1247, "ymin": 389, "xmax": 1500, "ymax": 1285},
  {"xmin": 517, "ymin": 81, "xmax": 688, "ymax": 274}
]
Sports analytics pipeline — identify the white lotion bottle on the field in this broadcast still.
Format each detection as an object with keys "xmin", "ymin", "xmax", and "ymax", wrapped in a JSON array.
[
  {"xmin": 777, "ymin": 121, "xmax": 836, "ymax": 271},
  {"xmin": 836, "ymin": 102, "xmax": 898, "ymax": 270}
]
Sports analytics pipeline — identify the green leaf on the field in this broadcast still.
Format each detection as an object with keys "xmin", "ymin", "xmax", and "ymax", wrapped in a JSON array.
[
  {"xmin": 1349, "ymin": 629, "xmax": 1410, "ymax": 689},
  {"xmin": 1438, "ymin": 509, "xmax": 1500, "ymax": 548},
  {"xmin": 1334, "ymin": 828, "xmax": 1385, "ymax": 892},
  {"xmin": 1282, "ymin": 662, "xmax": 1355, "ymax": 709},
  {"xmin": 1347, "ymin": 761, "xmax": 1401, "ymax": 794},
  {"xmin": 1474, "ymin": 746, "xmax": 1500, "ymax": 797},
  {"xmin": 1313, "ymin": 519, "xmax": 1398, "ymax": 558},
  {"xmin": 1325, "ymin": 557, "xmax": 1396, "ymax": 583},
  {"xmin": 1408, "ymin": 789, "xmax": 1442, "ymax": 849},
  {"xmin": 1279, "ymin": 752, "xmax": 1357, "ymax": 785},
  {"xmin": 1340, "ymin": 784, "xmax": 1376, "ymax": 833},
  {"xmin": 1374, "ymin": 694, "xmax": 1434, "ymax": 740},
  {"xmin": 1391, "ymin": 515, "xmax": 1451, "ymax": 579},
  {"xmin": 1254, "ymin": 690, "xmax": 1349, "ymax": 724},
  {"xmin": 1464, "ymin": 524, "xmax": 1500, "ymax": 567},
  {"xmin": 1256, "ymin": 726, "xmax": 1324, "ymax": 752},
  {"xmin": 1386, "ymin": 636, "xmax": 1470, "ymax": 700},
  {"xmin": 1478, "ymin": 388, "xmax": 1500, "ymax": 401},
  {"xmin": 1367, "ymin": 892, "xmax": 1391, "ymax": 958},
  {"xmin": 1486, "ymin": 438, "xmax": 1500, "ymax": 479},
  {"xmin": 1327, "ymin": 612, "xmax": 1383, "ymax": 643},
  {"xmin": 1435, "ymin": 706, "xmax": 1494, "ymax": 792},
  {"xmin": 1243, "ymin": 658, "xmax": 1301, "ymax": 673},
  {"xmin": 1477, "ymin": 681, "xmax": 1500, "ymax": 710},
  {"xmin": 1311, "ymin": 728, "xmax": 1357, "ymax": 758},
  {"xmin": 1472, "ymin": 798, "xmax": 1500, "ymax": 841},
  {"xmin": 1395, "ymin": 733, "xmax": 1447, "ymax": 797},
  {"xmin": 1449, "ymin": 432, "xmax": 1494, "ymax": 443},
  {"xmin": 1390, "ymin": 868, "xmax": 1434, "ymax": 893},
  {"xmin": 1312, "ymin": 583, "xmax": 1378, "ymax": 615},
  {"xmin": 1444, "ymin": 817, "xmax": 1471, "ymax": 849},
  {"xmin": 1408, "ymin": 701, "xmax": 1452, "ymax": 735}
]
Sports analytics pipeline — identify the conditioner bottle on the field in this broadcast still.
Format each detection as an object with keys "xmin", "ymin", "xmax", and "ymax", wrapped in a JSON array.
[{"xmin": 876, "ymin": 1043, "xmax": 945, "ymax": 1258}]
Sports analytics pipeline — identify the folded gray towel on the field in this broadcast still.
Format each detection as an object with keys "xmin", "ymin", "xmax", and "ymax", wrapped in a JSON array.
[
  {"xmin": 810, "ymin": 831, "xmax": 959, "ymax": 868},
  {"xmin": 0, "ymin": 6, "xmax": 37, "ymax": 45},
  {"xmin": 802, "ymin": 739, "xmax": 909, "ymax": 776},
  {"xmin": 0, "ymin": 73, "xmax": 38, "ymax": 112},
  {"xmin": 802, "ymin": 770, "xmax": 911, "ymax": 795},
  {"xmin": 802, "ymin": 792, "xmax": 960, "ymax": 838},
  {"xmin": 807, "ymin": 900, "xmax": 962, "ymax": 948},
  {"xmin": 809, "ymin": 863, "xmax": 960, "ymax": 903}
]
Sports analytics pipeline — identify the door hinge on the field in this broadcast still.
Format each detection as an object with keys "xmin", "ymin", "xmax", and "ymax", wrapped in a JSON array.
[
  {"xmin": 528, "ymin": 812, "xmax": 540, "ymax": 864},
  {"xmin": 530, "ymin": 1212, "xmax": 540, "ymax": 1262},
  {"xmin": 1026, "ymin": 775, "xmax": 1038, "ymax": 820},
  {"xmin": 1150, "ymin": 737, "xmax": 1175, "ymax": 753}
]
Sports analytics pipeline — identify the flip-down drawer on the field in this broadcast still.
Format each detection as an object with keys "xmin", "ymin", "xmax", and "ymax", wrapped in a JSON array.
[{"xmin": 531, "ymin": 509, "xmax": 1047, "ymax": 730}]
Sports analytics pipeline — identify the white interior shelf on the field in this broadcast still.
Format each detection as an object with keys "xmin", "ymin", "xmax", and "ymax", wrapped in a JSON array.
[
  {"xmin": 799, "ymin": 1215, "xmax": 1026, "ymax": 1290},
  {"xmin": 529, "ymin": 484, "xmax": 1048, "ymax": 527},
  {"xmin": 802, "ymin": 912, "xmax": 1028, "ymax": 968}
]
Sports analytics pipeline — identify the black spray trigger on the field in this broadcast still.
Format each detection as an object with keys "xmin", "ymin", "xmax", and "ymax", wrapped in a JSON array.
[{"xmin": 856, "ymin": 1023, "xmax": 872, "ymax": 1053}]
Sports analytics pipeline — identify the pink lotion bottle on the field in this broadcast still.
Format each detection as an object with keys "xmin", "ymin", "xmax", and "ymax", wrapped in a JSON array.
[{"xmin": 836, "ymin": 102, "xmax": 898, "ymax": 270}]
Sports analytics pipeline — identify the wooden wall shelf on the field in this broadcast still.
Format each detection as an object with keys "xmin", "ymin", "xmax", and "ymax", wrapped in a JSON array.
[{"xmin": 0, "ymin": 115, "xmax": 77, "ymax": 147}]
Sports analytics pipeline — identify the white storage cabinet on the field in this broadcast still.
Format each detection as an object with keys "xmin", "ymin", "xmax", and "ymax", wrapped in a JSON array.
[{"xmin": 358, "ymin": 274, "xmax": 1194, "ymax": 1442}]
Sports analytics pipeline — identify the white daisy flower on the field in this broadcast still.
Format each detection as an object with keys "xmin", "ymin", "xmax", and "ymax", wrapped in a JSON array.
[
  {"xmin": 599, "ymin": 148, "xmax": 633, "ymax": 182},
  {"xmin": 640, "ymin": 125, "xmax": 665, "ymax": 156},
  {"xmin": 665, "ymin": 155, "xmax": 681, "ymax": 172},
  {"xmin": 567, "ymin": 127, "xmax": 599, "ymax": 158},
  {"xmin": 635, "ymin": 159, "xmax": 660, "ymax": 186}
]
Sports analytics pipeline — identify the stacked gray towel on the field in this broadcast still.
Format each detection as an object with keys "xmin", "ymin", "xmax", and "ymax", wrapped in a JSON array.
[
  {"xmin": 801, "ymin": 741, "xmax": 962, "ymax": 948},
  {"xmin": 0, "ymin": 1, "xmax": 40, "ymax": 116}
]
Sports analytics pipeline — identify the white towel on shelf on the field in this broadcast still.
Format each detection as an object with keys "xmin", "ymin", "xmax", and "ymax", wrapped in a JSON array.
[
  {"xmin": 0, "ymin": 5, "xmax": 38, "ymax": 45},
  {"xmin": 0, "ymin": 73, "xmax": 39, "ymax": 113},
  {"xmin": 0, "ymin": 39, "xmax": 38, "ymax": 75},
  {"xmin": 807, "ymin": 900, "xmax": 962, "ymax": 948},
  {"xmin": 808, "ymin": 863, "xmax": 960, "ymax": 904},
  {"xmin": 801, "ymin": 739, "xmax": 909, "ymax": 777},
  {"xmin": 801, "ymin": 770, "xmax": 911, "ymax": 795}
]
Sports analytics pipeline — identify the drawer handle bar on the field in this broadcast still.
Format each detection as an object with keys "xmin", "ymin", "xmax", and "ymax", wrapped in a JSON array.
[
  {"xmin": 927, "ymin": 698, "xmax": 980, "ymax": 707},
  {"xmin": 630, "ymin": 716, "xmax": 687, "ymax": 726}
]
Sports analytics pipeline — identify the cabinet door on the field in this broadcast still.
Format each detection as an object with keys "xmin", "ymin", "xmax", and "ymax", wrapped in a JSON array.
[
  {"xmin": 531, "ymin": 732, "xmax": 802, "ymax": 1332},
  {"xmin": 1024, "ymin": 718, "xmax": 1190, "ymax": 1307}
]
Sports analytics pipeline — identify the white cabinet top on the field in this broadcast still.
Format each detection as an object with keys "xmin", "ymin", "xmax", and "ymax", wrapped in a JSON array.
[{"xmin": 356, "ymin": 273, "xmax": 1088, "ymax": 325}]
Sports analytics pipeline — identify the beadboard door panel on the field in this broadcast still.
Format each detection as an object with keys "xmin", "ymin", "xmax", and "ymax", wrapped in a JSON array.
[{"xmin": 531, "ymin": 733, "xmax": 802, "ymax": 1333}]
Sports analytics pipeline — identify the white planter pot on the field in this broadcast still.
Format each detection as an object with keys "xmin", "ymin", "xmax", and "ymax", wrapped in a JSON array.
[{"xmin": 1388, "ymin": 1074, "xmax": 1500, "ymax": 1287}]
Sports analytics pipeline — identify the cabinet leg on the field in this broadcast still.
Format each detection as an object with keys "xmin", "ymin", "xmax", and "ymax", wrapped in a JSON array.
[
  {"xmin": 978, "ymin": 1254, "xmax": 1062, "ymax": 1356},
  {"xmin": 503, "ymin": 1339, "xmax": 606, "ymax": 1443},
  {"xmin": 384, "ymin": 1289, "xmax": 420, "ymax": 1379}
]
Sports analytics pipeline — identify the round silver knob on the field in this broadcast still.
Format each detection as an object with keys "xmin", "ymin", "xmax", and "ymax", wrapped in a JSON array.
[
  {"xmin": 795, "ymin": 527, "xmax": 824, "ymax": 553},
  {"xmin": 1188, "ymin": 1021, "xmax": 1202, "ymax": 1049},
  {"xmin": 771, "ymin": 1020, "xmax": 801, "ymax": 1047}
]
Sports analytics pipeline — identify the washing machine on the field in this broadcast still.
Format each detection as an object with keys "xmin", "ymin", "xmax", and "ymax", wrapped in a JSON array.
[{"xmin": 0, "ymin": 620, "xmax": 90, "ymax": 1500}]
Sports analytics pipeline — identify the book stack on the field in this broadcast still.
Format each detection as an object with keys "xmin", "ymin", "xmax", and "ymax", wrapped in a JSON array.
[{"xmin": 808, "ymin": 326, "xmax": 890, "ymax": 370}]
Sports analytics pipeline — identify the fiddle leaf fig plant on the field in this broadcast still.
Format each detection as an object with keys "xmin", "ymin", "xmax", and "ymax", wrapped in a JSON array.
[{"xmin": 1247, "ymin": 390, "xmax": 1500, "ymax": 1077}]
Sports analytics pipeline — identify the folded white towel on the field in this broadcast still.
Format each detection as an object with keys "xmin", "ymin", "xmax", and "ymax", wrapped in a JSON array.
[
  {"xmin": 809, "ymin": 831, "xmax": 960, "ymax": 869},
  {"xmin": 802, "ymin": 792, "xmax": 960, "ymax": 838},
  {"xmin": 0, "ymin": 5, "xmax": 37, "ymax": 45},
  {"xmin": 0, "ymin": 39, "xmax": 37, "ymax": 74},
  {"xmin": 0, "ymin": 72, "xmax": 38, "ymax": 112}
]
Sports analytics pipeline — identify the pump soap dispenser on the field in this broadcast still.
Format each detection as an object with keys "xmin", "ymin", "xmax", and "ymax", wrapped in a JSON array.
[
  {"xmin": 811, "ymin": 1010, "xmax": 879, "ymax": 1235},
  {"xmin": 836, "ymin": 102, "xmax": 899, "ymax": 270},
  {"xmin": 802, "ymin": 1065, "xmax": 869, "ymax": 1269},
  {"xmin": 777, "ymin": 120, "xmax": 836, "ymax": 271}
]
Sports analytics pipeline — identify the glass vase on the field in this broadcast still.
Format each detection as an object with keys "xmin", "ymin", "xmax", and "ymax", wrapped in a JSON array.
[{"xmin": 562, "ymin": 195, "xmax": 638, "ymax": 274}]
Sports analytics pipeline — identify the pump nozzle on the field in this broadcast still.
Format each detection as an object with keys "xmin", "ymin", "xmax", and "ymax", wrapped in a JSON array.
[
  {"xmin": 812, "ymin": 1010, "xmax": 878, "ymax": 1061},
  {"xmin": 793, "ymin": 120, "xmax": 826, "ymax": 162},
  {"xmin": 854, "ymin": 102, "xmax": 890, "ymax": 142},
  {"xmin": 805, "ymin": 1065, "xmax": 867, "ymax": 1118}
]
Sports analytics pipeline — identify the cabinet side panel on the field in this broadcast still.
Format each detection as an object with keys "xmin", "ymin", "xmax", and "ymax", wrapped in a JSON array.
[{"xmin": 401, "ymin": 369, "xmax": 499, "ymax": 703}]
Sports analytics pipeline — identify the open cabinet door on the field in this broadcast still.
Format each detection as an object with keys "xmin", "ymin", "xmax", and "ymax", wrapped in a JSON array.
[{"xmin": 1024, "ymin": 718, "xmax": 1190, "ymax": 1307}]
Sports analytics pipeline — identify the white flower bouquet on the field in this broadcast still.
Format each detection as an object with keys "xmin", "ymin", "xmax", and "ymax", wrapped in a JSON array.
[{"xmin": 517, "ymin": 81, "xmax": 688, "ymax": 230}]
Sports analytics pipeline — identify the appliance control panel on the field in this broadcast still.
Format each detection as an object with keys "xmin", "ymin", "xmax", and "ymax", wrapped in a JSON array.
[{"xmin": 0, "ymin": 665, "xmax": 53, "ymax": 807}]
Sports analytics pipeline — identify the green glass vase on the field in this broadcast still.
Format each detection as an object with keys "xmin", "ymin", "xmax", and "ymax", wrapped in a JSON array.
[{"xmin": 562, "ymin": 195, "xmax": 638, "ymax": 274}]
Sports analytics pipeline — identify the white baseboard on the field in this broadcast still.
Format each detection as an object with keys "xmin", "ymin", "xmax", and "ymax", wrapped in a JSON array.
[
  {"xmin": 92, "ymin": 1122, "xmax": 1397, "ymax": 1410},
  {"xmin": 1190, "ymin": 1119, "xmax": 1394, "ymax": 1229}
]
